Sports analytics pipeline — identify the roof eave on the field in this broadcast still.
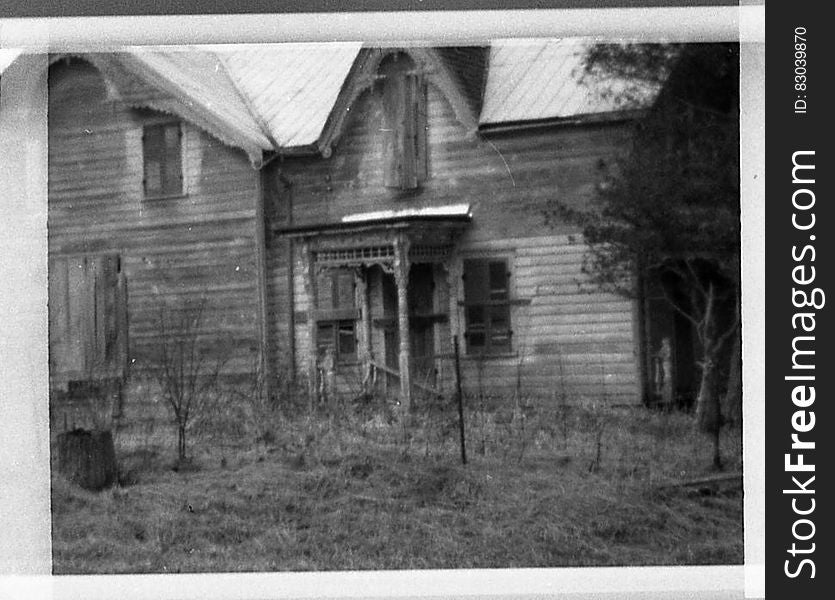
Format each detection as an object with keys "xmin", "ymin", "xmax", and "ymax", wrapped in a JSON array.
[
  {"xmin": 478, "ymin": 108, "xmax": 648, "ymax": 136},
  {"xmin": 275, "ymin": 214, "xmax": 472, "ymax": 237}
]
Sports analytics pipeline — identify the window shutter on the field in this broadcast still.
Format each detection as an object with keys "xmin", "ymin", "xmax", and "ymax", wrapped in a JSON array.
[
  {"xmin": 463, "ymin": 259, "xmax": 489, "ymax": 303},
  {"xmin": 401, "ymin": 74, "xmax": 418, "ymax": 189},
  {"xmin": 382, "ymin": 77, "xmax": 403, "ymax": 188},
  {"xmin": 463, "ymin": 258, "xmax": 512, "ymax": 354},
  {"xmin": 414, "ymin": 76, "xmax": 428, "ymax": 184},
  {"xmin": 488, "ymin": 260, "xmax": 509, "ymax": 301},
  {"xmin": 335, "ymin": 271, "xmax": 356, "ymax": 309},
  {"xmin": 316, "ymin": 323, "xmax": 336, "ymax": 358}
]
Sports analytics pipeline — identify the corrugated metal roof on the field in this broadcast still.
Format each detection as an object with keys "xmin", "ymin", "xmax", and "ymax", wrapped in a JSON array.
[
  {"xmin": 122, "ymin": 48, "xmax": 273, "ymax": 152},
  {"xmin": 480, "ymin": 39, "xmax": 659, "ymax": 125},
  {"xmin": 48, "ymin": 40, "xmax": 656, "ymax": 161},
  {"xmin": 217, "ymin": 43, "xmax": 362, "ymax": 149}
]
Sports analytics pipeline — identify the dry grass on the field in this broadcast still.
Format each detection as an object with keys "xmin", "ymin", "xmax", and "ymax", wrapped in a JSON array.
[{"xmin": 51, "ymin": 394, "xmax": 743, "ymax": 574}]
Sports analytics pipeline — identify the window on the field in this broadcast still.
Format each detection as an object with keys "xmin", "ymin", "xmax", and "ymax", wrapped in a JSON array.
[
  {"xmin": 315, "ymin": 270, "xmax": 358, "ymax": 364},
  {"xmin": 462, "ymin": 258, "xmax": 512, "ymax": 355},
  {"xmin": 380, "ymin": 54, "xmax": 428, "ymax": 190},
  {"xmin": 143, "ymin": 122, "xmax": 183, "ymax": 198}
]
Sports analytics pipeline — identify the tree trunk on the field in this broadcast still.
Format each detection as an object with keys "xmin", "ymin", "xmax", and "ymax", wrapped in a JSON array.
[
  {"xmin": 694, "ymin": 352, "xmax": 720, "ymax": 433},
  {"xmin": 56, "ymin": 429, "xmax": 117, "ymax": 491},
  {"xmin": 721, "ymin": 329, "xmax": 742, "ymax": 428},
  {"xmin": 177, "ymin": 424, "xmax": 187, "ymax": 462}
]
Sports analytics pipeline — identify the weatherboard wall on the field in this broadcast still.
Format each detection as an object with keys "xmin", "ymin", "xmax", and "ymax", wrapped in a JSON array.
[
  {"xmin": 271, "ymin": 81, "xmax": 641, "ymax": 403},
  {"xmin": 47, "ymin": 59, "xmax": 261, "ymax": 383}
]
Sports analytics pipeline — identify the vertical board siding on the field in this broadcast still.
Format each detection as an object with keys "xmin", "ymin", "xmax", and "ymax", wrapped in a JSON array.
[
  {"xmin": 270, "ymin": 80, "xmax": 641, "ymax": 404},
  {"xmin": 48, "ymin": 60, "xmax": 261, "ymax": 383}
]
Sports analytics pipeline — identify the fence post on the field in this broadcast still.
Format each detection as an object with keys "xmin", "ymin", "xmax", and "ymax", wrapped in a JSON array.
[{"xmin": 453, "ymin": 335, "xmax": 467, "ymax": 465}]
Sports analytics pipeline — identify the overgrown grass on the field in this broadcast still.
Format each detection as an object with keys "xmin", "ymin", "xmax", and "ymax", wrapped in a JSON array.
[{"xmin": 51, "ymin": 393, "xmax": 743, "ymax": 573}]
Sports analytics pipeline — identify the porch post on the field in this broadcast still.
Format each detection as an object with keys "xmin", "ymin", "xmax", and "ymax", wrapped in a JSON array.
[
  {"xmin": 446, "ymin": 256, "xmax": 463, "ymax": 349},
  {"xmin": 393, "ymin": 235, "xmax": 412, "ymax": 410},
  {"xmin": 355, "ymin": 267, "xmax": 372, "ymax": 395},
  {"xmin": 300, "ymin": 239, "xmax": 318, "ymax": 408}
]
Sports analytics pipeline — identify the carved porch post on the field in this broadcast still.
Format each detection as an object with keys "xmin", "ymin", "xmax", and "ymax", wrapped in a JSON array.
[
  {"xmin": 393, "ymin": 235, "xmax": 412, "ymax": 410},
  {"xmin": 446, "ymin": 256, "xmax": 463, "ymax": 351},
  {"xmin": 300, "ymin": 239, "xmax": 318, "ymax": 409},
  {"xmin": 355, "ymin": 267, "xmax": 373, "ymax": 396}
]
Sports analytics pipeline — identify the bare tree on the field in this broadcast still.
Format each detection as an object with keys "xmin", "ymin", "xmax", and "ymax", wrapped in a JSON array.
[{"xmin": 144, "ymin": 298, "xmax": 225, "ymax": 464}]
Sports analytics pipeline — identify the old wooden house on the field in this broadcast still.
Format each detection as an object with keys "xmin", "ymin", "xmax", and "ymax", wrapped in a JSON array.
[{"xmin": 46, "ymin": 41, "xmax": 671, "ymax": 411}]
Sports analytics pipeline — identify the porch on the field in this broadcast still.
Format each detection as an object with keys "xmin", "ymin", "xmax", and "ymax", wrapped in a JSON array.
[{"xmin": 278, "ymin": 205, "xmax": 472, "ymax": 410}]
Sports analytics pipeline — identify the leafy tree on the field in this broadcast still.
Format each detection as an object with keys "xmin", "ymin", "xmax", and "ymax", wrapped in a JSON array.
[{"xmin": 552, "ymin": 43, "xmax": 740, "ymax": 469}]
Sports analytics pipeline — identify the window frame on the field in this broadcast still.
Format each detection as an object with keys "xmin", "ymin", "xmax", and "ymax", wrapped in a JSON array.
[
  {"xmin": 142, "ymin": 120, "xmax": 185, "ymax": 200},
  {"xmin": 461, "ymin": 257, "xmax": 514, "ymax": 356},
  {"xmin": 315, "ymin": 269, "xmax": 359, "ymax": 365}
]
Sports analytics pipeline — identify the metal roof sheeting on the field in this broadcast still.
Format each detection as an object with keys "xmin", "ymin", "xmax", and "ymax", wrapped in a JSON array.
[
  {"xmin": 341, "ymin": 203, "xmax": 472, "ymax": 223},
  {"xmin": 123, "ymin": 48, "xmax": 273, "ymax": 152},
  {"xmin": 480, "ymin": 39, "xmax": 660, "ymax": 126},
  {"xmin": 54, "ymin": 40, "xmax": 657, "ymax": 161},
  {"xmin": 218, "ymin": 43, "xmax": 362, "ymax": 149}
]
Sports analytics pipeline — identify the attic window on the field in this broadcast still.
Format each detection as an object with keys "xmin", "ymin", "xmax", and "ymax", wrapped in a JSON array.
[
  {"xmin": 143, "ymin": 122, "xmax": 183, "ymax": 198},
  {"xmin": 380, "ymin": 54, "xmax": 428, "ymax": 190}
]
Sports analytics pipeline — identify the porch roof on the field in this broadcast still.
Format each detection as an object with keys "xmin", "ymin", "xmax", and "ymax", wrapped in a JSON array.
[{"xmin": 275, "ymin": 204, "xmax": 472, "ymax": 237}]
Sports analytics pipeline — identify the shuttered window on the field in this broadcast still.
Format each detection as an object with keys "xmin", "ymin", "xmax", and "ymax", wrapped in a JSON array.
[
  {"xmin": 463, "ymin": 258, "xmax": 512, "ymax": 355},
  {"xmin": 143, "ymin": 122, "xmax": 183, "ymax": 198},
  {"xmin": 315, "ymin": 270, "xmax": 358, "ymax": 364},
  {"xmin": 382, "ymin": 67, "xmax": 428, "ymax": 190},
  {"xmin": 48, "ymin": 254, "xmax": 129, "ymax": 381}
]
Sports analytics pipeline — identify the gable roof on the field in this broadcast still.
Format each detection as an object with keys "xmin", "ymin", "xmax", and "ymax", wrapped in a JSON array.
[
  {"xmin": 119, "ymin": 49, "xmax": 274, "ymax": 160},
  {"xmin": 217, "ymin": 43, "xmax": 362, "ymax": 150},
  {"xmin": 480, "ymin": 38, "xmax": 660, "ymax": 126},
  {"xmin": 52, "ymin": 40, "xmax": 660, "ymax": 164}
]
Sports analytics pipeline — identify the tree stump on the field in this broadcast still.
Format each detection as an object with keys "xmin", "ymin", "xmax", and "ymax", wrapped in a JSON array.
[{"xmin": 56, "ymin": 429, "xmax": 117, "ymax": 491}]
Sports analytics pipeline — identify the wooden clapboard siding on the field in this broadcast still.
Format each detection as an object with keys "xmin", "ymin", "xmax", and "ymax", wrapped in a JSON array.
[
  {"xmin": 261, "ymin": 66, "xmax": 641, "ymax": 403},
  {"xmin": 48, "ymin": 58, "xmax": 261, "ymax": 380},
  {"xmin": 452, "ymin": 235, "xmax": 639, "ymax": 402},
  {"xmin": 281, "ymin": 83, "xmax": 632, "ymax": 243}
]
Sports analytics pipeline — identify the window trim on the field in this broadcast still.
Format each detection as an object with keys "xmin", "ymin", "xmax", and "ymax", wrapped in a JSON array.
[
  {"xmin": 315, "ymin": 269, "xmax": 359, "ymax": 366},
  {"xmin": 462, "ymin": 257, "xmax": 514, "ymax": 356},
  {"xmin": 142, "ymin": 120, "xmax": 186, "ymax": 200}
]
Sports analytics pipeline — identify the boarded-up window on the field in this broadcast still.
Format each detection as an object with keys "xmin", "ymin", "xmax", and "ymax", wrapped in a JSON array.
[
  {"xmin": 463, "ymin": 258, "xmax": 512, "ymax": 355},
  {"xmin": 315, "ymin": 269, "xmax": 358, "ymax": 364},
  {"xmin": 143, "ymin": 122, "xmax": 183, "ymax": 198},
  {"xmin": 49, "ymin": 254, "xmax": 129, "ymax": 382},
  {"xmin": 381, "ymin": 55, "xmax": 428, "ymax": 190}
]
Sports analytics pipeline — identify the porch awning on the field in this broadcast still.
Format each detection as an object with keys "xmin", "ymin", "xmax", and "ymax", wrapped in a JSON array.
[{"xmin": 274, "ymin": 203, "xmax": 472, "ymax": 236}]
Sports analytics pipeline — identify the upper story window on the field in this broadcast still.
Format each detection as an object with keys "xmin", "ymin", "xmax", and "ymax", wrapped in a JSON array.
[
  {"xmin": 379, "ymin": 53, "xmax": 428, "ymax": 191},
  {"xmin": 462, "ymin": 258, "xmax": 513, "ymax": 355},
  {"xmin": 143, "ymin": 122, "xmax": 183, "ymax": 199}
]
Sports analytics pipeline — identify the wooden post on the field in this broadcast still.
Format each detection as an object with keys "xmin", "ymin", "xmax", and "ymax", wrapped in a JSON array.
[
  {"xmin": 300, "ymin": 240, "xmax": 318, "ymax": 409},
  {"xmin": 355, "ymin": 267, "xmax": 373, "ymax": 395},
  {"xmin": 454, "ymin": 335, "xmax": 467, "ymax": 465},
  {"xmin": 254, "ymin": 170, "xmax": 274, "ymax": 400},
  {"xmin": 393, "ymin": 235, "xmax": 412, "ymax": 410}
]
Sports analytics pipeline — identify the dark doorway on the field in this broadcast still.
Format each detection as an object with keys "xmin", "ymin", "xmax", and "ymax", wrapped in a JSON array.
[{"xmin": 408, "ymin": 263, "xmax": 436, "ymax": 388}]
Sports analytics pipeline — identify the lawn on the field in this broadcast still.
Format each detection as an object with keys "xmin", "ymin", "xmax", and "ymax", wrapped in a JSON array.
[{"xmin": 50, "ymin": 394, "xmax": 743, "ymax": 574}]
